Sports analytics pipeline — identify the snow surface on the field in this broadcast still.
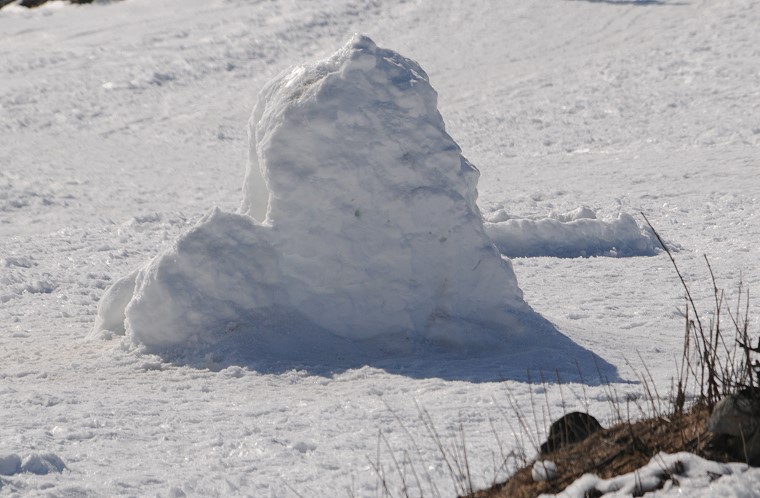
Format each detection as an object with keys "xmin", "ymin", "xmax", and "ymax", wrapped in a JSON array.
[{"xmin": 2, "ymin": 0, "xmax": 760, "ymax": 496}]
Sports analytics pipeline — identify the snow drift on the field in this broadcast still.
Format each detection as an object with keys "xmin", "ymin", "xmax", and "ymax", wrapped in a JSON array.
[
  {"xmin": 96, "ymin": 35, "xmax": 573, "ymax": 357},
  {"xmin": 484, "ymin": 207, "xmax": 657, "ymax": 258}
]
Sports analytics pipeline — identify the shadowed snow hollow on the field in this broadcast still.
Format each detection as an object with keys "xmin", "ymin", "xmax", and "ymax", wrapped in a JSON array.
[{"xmin": 97, "ymin": 35, "xmax": 551, "ymax": 357}]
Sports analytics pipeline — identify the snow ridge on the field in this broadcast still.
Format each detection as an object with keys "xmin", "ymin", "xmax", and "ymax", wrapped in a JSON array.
[{"xmin": 484, "ymin": 209, "xmax": 657, "ymax": 258}]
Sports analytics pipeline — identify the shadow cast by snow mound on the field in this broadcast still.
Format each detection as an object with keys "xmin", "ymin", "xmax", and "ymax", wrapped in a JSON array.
[{"xmin": 146, "ymin": 309, "xmax": 622, "ymax": 385}]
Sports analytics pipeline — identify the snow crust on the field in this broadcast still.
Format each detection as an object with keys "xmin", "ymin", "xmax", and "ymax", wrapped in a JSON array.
[{"xmin": 100, "ymin": 35, "xmax": 538, "ymax": 355}]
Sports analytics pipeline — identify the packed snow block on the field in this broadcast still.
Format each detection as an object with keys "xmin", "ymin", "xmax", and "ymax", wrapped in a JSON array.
[{"xmin": 100, "ymin": 34, "xmax": 549, "ymax": 356}]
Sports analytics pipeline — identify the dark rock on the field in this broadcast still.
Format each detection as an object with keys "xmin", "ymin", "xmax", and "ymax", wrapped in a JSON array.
[
  {"xmin": 18, "ymin": 0, "xmax": 50, "ymax": 7},
  {"xmin": 540, "ymin": 411, "xmax": 603, "ymax": 454},
  {"xmin": 708, "ymin": 391, "xmax": 760, "ymax": 465},
  {"xmin": 6, "ymin": 0, "xmax": 97, "ymax": 8}
]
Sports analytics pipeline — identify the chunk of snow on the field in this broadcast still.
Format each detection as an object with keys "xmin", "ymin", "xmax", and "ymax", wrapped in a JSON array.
[
  {"xmin": 484, "ymin": 211, "xmax": 657, "ymax": 258},
  {"xmin": 532, "ymin": 460, "xmax": 558, "ymax": 482},
  {"xmin": 93, "ymin": 268, "xmax": 137, "ymax": 336},
  {"xmin": 20, "ymin": 453, "xmax": 67, "ymax": 475}
]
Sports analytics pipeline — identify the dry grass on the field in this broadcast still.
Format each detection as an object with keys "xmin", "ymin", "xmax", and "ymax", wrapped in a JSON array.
[{"xmin": 466, "ymin": 402, "xmax": 737, "ymax": 498}]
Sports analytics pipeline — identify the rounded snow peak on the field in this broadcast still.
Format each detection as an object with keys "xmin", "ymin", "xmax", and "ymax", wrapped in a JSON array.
[
  {"xmin": 347, "ymin": 33, "xmax": 377, "ymax": 52},
  {"xmin": 244, "ymin": 35, "xmax": 447, "ymax": 224},
  {"xmin": 340, "ymin": 33, "xmax": 430, "ymax": 90}
]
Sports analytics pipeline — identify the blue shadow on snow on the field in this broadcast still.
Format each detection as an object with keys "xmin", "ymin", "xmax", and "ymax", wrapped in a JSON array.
[{"xmin": 148, "ymin": 307, "xmax": 623, "ymax": 386}]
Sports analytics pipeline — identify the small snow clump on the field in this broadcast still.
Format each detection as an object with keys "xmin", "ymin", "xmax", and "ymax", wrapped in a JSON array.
[{"xmin": 532, "ymin": 460, "xmax": 558, "ymax": 482}]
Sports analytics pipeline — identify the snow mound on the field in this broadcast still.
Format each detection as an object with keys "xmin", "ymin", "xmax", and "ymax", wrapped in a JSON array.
[
  {"xmin": 484, "ymin": 208, "xmax": 657, "ymax": 258},
  {"xmin": 96, "ymin": 34, "xmax": 545, "ymax": 357}
]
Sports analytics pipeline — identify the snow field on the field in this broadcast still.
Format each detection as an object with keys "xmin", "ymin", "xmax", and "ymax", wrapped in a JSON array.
[{"xmin": 1, "ymin": 0, "xmax": 760, "ymax": 496}]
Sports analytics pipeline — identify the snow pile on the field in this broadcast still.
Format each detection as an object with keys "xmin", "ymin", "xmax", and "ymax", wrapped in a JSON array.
[
  {"xmin": 97, "ymin": 35, "xmax": 543, "ymax": 356},
  {"xmin": 550, "ymin": 452, "xmax": 760, "ymax": 498},
  {"xmin": 484, "ymin": 207, "xmax": 657, "ymax": 258}
]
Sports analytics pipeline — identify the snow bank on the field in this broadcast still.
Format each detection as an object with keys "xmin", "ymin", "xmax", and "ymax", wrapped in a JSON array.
[
  {"xmin": 550, "ymin": 452, "xmax": 760, "ymax": 498},
  {"xmin": 98, "ymin": 35, "xmax": 543, "ymax": 356},
  {"xmin": 484, "ymin": 207, "xmax": 657, "ymax": 258}
]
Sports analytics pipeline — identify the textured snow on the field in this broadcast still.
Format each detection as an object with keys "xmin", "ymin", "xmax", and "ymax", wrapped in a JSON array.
[{"xmin": 2, "ymin": 0, "xmax": 759, "ymax": 496}]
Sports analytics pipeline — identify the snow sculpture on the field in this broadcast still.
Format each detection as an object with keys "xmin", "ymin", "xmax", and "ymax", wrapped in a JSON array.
[{"xmin": 97, "ymin": 35, "xmax": 542, "ymax": 355}]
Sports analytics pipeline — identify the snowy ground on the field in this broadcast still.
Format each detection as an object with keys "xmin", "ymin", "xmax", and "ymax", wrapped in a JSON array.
[{"xmin": 1, "ymin": 0, "xmax": 759, "ymax": 496}]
